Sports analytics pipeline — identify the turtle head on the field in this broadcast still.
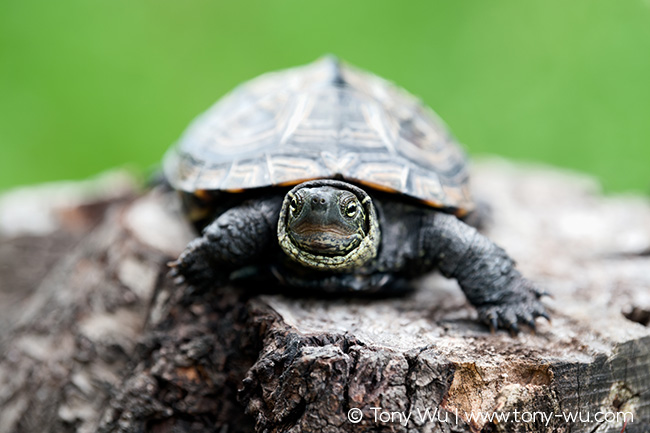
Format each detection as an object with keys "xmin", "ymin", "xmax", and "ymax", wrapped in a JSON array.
[{"xmin": 277, "ymin": 180, "xmax": 380, "ymax": 271}]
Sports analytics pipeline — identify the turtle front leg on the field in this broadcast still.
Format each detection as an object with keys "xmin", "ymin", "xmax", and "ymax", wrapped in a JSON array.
[
  {"xmin": 169, "ymin": 196, "xmax": 282, "ymax": 292},
  {"xmin": 421, "ymin": 212, "xmax": 549, "ymax": 334}
]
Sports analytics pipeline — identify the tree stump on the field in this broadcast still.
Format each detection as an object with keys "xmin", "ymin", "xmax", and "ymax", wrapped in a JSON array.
[{"xmin": 0, "ymin": 161, "xmax": 648, "ymax": 433}]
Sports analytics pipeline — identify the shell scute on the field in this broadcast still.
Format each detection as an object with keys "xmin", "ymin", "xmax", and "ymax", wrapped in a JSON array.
[{"xmin": 164, "ymin": 57, "xmax": 473, "ymax": 212}]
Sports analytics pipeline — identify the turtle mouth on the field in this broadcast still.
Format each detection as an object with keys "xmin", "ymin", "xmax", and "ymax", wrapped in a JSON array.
[{"xmin": 290, "ymin": 223, "xmax": 363, "ymax": 256}]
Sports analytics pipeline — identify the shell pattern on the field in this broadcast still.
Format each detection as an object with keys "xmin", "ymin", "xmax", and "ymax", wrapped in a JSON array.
[{"xmin": 164, "ymin": 56, "xmax": 473, "ymax": 213}]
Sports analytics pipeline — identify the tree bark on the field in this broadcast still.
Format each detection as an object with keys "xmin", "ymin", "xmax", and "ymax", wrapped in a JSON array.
[{"xmin": 0, "ymin": 161, "xmax": 649, "ymax": 433}]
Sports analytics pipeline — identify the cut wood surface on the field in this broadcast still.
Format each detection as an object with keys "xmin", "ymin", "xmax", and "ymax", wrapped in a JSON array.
[{"xmin": 0, "ymin": 161, "xmax": 648, "ymax": 433}]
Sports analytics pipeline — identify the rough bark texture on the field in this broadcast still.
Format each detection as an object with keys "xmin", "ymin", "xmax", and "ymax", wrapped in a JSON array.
[{"xmin": 0, "ymin": 161, "xmax": 649, "ymax": 433}]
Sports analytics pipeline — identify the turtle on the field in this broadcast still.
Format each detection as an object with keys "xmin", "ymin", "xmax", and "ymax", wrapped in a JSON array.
[{"xmin": 165, "ymin": 56, "xmax": 549, "ymax": 334}]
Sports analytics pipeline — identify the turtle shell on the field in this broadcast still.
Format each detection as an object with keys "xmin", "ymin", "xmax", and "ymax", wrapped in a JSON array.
[{"xmin": 164, "ymin": 56, "xmax": 473, "ymax": 214}]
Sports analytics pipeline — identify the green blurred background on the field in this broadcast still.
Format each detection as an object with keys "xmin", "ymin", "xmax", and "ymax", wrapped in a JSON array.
[{"xmin": 1, "ymin": 0, "xmax": 649, "ymax": 194}]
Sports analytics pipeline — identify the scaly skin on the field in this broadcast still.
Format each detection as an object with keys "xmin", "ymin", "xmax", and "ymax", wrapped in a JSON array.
[
  {"xmin": 170, "ymin": 182, "xmax": 549, "ymax": 335},
  {"xmin": 421, "ymin": 212, "xmax": 549, "ymax": 333},
  {"xmin": 169, "ymin": 196, "xmax": 282, "ymax": 290}
]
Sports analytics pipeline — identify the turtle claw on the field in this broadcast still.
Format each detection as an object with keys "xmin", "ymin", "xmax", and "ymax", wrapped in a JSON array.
[
  {"xmin": 489, "ymin": 316, "xmax": 498, "ymax": 334},
  {"xmin": 166, "ymin": 259, "xmax": 188, "ymax": 285},
  {"xmin": 526, "ymin": 319, "xmax": 537, "ymax": 333},
  {"xmin": 534, "ymin": 289, "xmax": 553, "ymax": 299},
  {"xmin": 508, "ymin": 322, "xmax": 520, "ymax": 337},
  {"xmin": 478, "ymin": 295, "xmax": 549, "ymax": 336},
  {"xmin": 166, "ymin": 258, "xmax": 195, "ymax": 287},
  {"xmin": 540, "ymin": 311, "xmax": 551, "ymax": 323}
]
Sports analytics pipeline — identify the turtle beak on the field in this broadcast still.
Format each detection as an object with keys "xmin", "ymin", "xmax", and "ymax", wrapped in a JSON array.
[{"xmin": 290, "ymin": 222, "xmax": 363, "ymax": 255}]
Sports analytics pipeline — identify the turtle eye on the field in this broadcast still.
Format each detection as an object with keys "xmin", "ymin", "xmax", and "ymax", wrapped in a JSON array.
[
  {"xmin": 345, "ymin": 201, "xmax": 358, "ymax": 218},
  {"xmin": 289, "ymin": 197, "xmax": 299, "ymax": 214}
]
